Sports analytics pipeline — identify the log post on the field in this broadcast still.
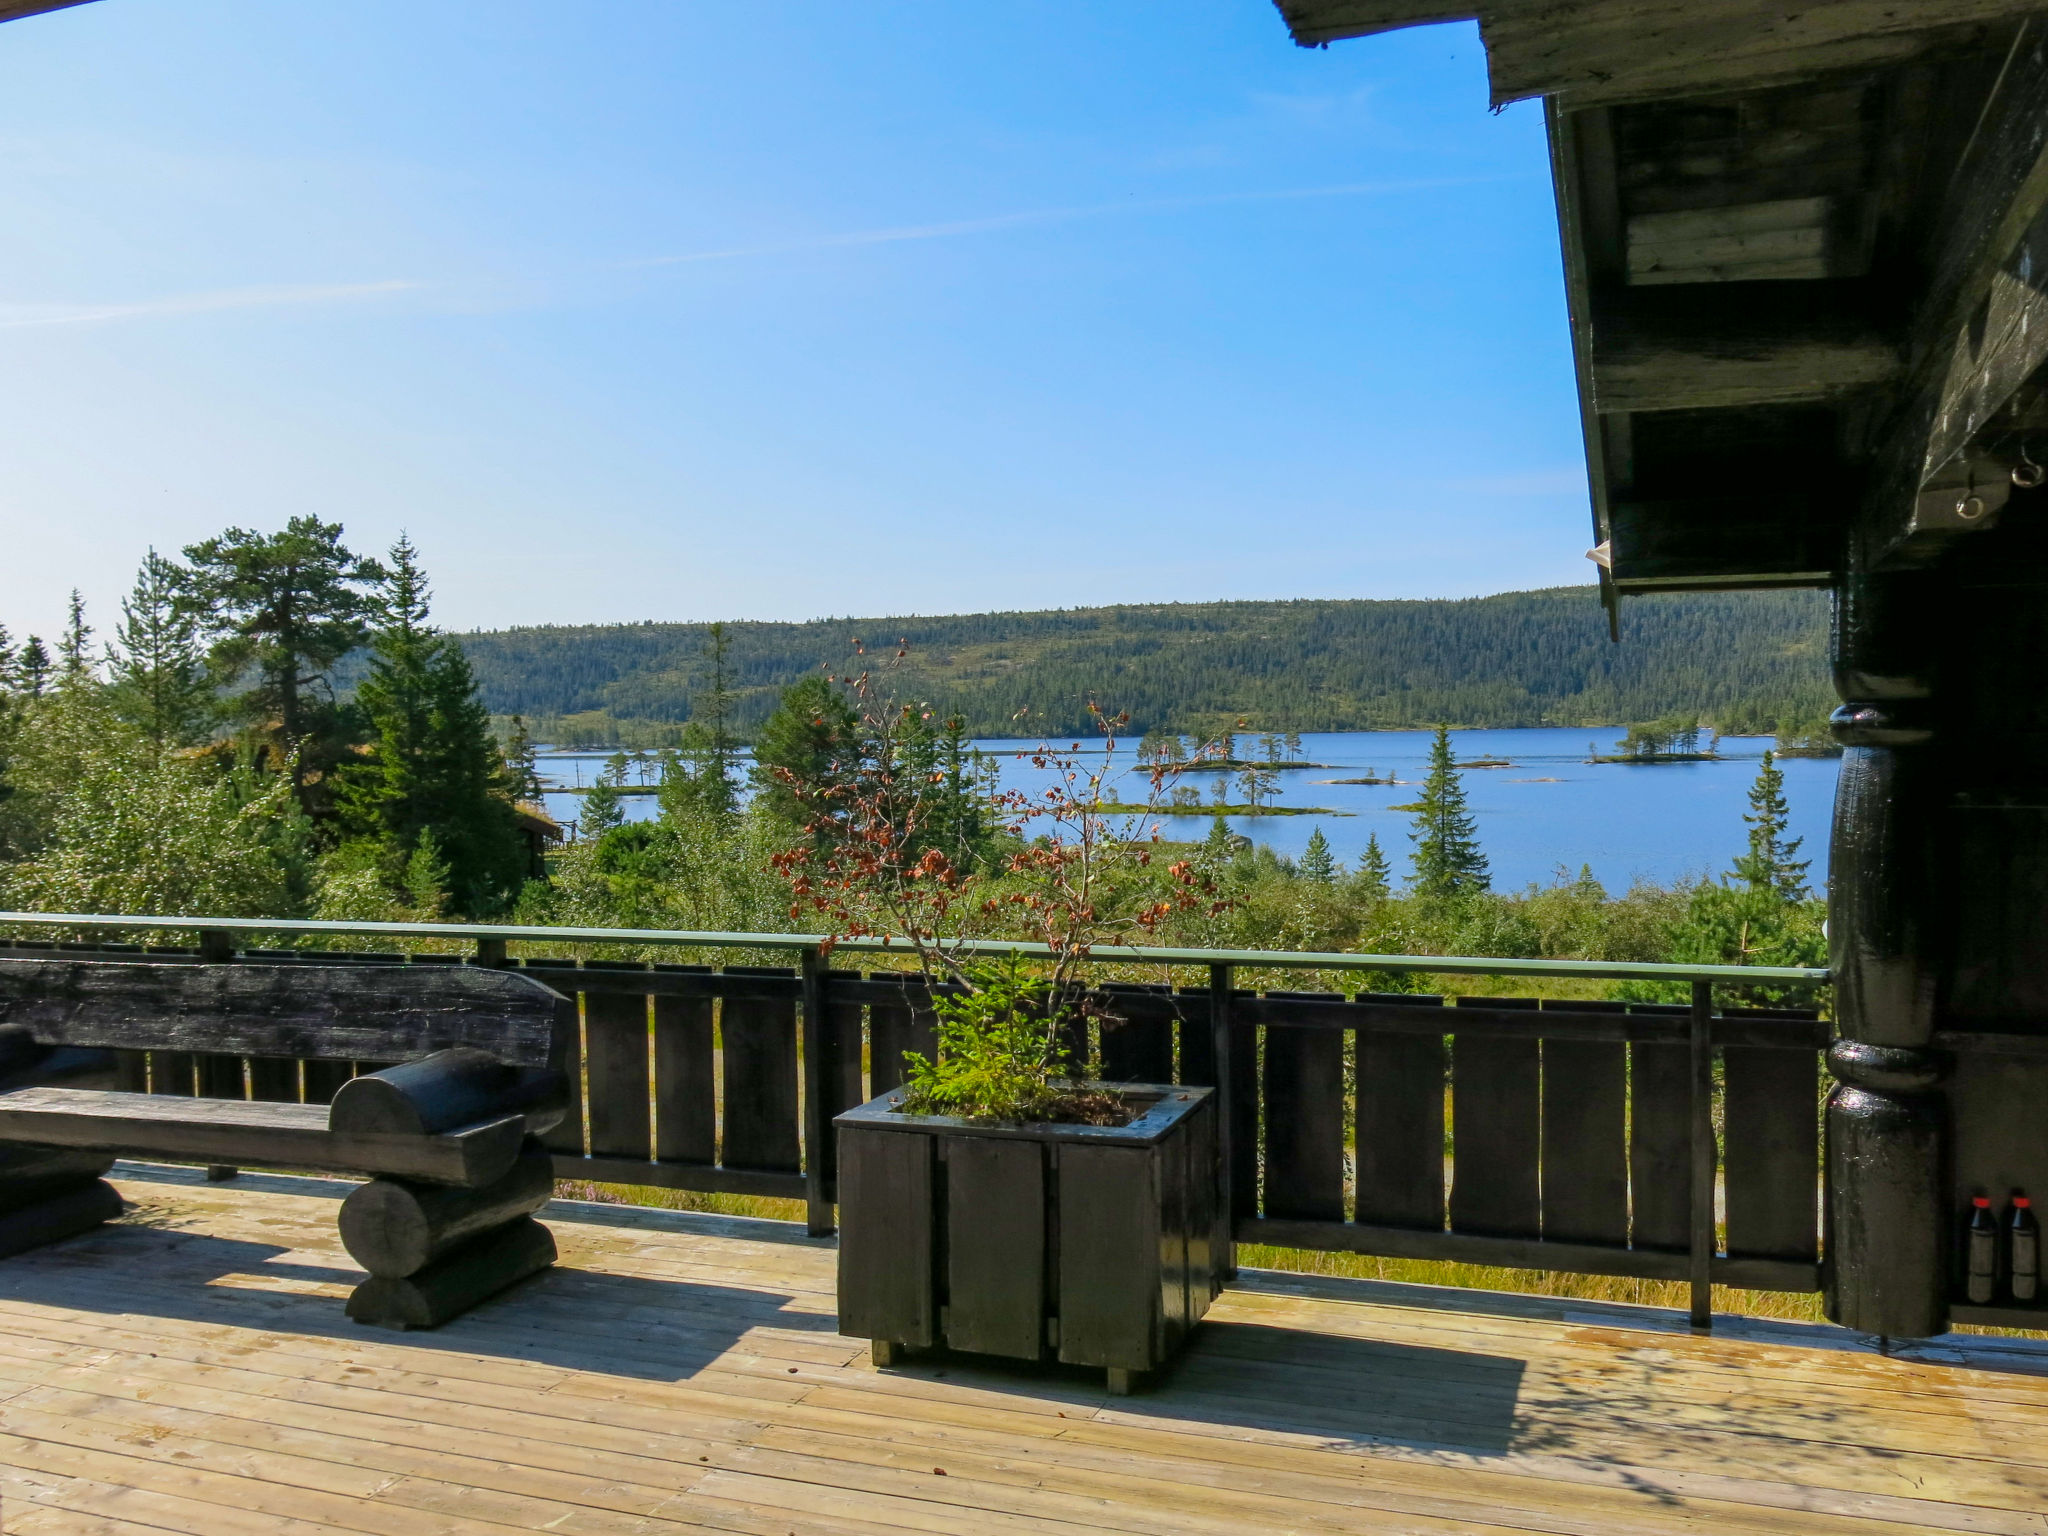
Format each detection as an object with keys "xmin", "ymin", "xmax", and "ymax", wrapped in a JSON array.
[{"xmin": 1824, "ymin": 568, "xmax": 1948, "ymax": 1338}]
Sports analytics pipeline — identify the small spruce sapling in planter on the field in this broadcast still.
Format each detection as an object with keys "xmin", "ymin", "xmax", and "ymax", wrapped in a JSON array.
[{"xmin": 771, "ymin": 652, "xmax": 1230, "ymax": 1393}]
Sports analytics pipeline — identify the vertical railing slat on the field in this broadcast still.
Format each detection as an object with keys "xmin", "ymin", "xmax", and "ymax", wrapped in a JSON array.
[
  {"xmin": 1722, "ymin": 1033, "xmax": 1822, "ymax": 1263},
  {"xmin": 654, "ymin": 981, "xmax": 716, "ymax": 1165},
  {"xmin": 721, "ymin": 966, "xmax": 801, "ymax": 1173},
  {"xmin": 1540, "ymin": 1001, "xmax": 1629, "ymax": 1246},
  {"xmin": 1628, "ymin": 1007, "xmax": 1692, "ymax": 1253},
  {"xmin": 1354, "ymin": 995, "xmax": 1447, "ymax": 1231},
  {"xmin": 1260, "ymin": 993, "xmax": 1345, "ymax": 1222},
  {"xmin": 1449, "ymin": 1000, "xmax": 1542, "ymax": 1239}
]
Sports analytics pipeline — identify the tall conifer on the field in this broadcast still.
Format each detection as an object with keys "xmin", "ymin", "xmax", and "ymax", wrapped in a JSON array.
[
  {"xmin": 1731, "ymin": 749, "xmax": 1810, "ymax": 900},
  {"xmin": 108, "ymin": 550, "xmax": 214, "ymax": 756},
  {"xmin": 1408, "ymin": 725, "xmax": 1489, "ymax": 899},
  {"xmin": 339, "ymin": 536, "xmax": 524, "ymax": 915},
  {"xmin": 183, "ymin": 516, "xmax": 384, "ymax": 808}
]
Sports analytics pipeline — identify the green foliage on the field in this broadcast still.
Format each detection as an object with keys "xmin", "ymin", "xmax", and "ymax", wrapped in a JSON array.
[
  {"xmin": 1617, "ymin": 714, "xmax": 1707, "ymax": 759},
  {"xmin": 1618, "ymin": 753, "xmax": 1825, "ymax": 1006},
  {"xmin": 452, "ymin": 586, "xmax": 1834, "ymax": 741},
  {"xmin": 898, "ymin": 957, "xmax": 1079, "ymax": 1124},
  {"xmin": 1408, "ymin": 726, "xmax": 1489, "ymax": 900},
  {"xmin": 579, "ymin": 777, "xmax": 627, "ymax": 838},
  {"xmin": 334, "ymin": 536, "xmax": 526, "ymax": 917},
  {"xmin": 183, "ymin": 516, "xmax": 385, "ymax": 809},
  {"xmin": 749, "ymin": 675, "xmax": 861, "ymax": 828},
  {"xmin": 0, "ymin": 690, "xmax": 311, "ymax": 919},
  {"xmin": 107, "ymin": 549, "xmax": 215, "ymax": 756}
]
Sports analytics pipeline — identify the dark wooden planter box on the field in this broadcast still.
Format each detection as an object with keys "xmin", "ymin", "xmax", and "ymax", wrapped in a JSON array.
[{"xmin": 835, "ymin": 1083, "xmax": 1223, "ymax": 1393}]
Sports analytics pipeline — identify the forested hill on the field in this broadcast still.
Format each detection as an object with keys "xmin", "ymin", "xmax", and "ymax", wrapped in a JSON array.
[{"xmin": 455, "ymin": 586, "xmax": 1832, "ymax": 743}]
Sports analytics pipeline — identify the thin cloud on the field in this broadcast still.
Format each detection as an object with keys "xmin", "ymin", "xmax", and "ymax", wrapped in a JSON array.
[
  {"xmin": 627, "ymin": 175, "xmax": 1513, "ymax": 268},
  {"xmin": 0, "ymin": 279, "xmax": 420, "ymax": 330}
]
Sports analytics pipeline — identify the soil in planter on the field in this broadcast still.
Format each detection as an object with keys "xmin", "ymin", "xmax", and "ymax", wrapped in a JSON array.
[{"xmin": 898, "ymin": 1086, "xmax": 1137, "ymax": 1127}]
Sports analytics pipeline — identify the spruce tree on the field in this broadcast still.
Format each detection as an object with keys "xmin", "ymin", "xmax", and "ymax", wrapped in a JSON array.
[
  {"xmin": 1299, "ymin": 826, "xmax": 1336, "ymax": 883},
  {"xmin": 503, "ymin": 715, "xmax": 545, "ymax": 803},
  {"xmin": 183, "ymin": 516, "xmax": 385, "ymax": 810},
  {"xmin": 579, "ymin": 776, "xmax": 626, "ymax": 838},
  {"xmin": 748, "ymin": 674, "xmax": 860, "ymax": 828},
  {"xmin": 338, "ymin": 536, "xmax": 525, "ymax": 915},
  {"xmin": 57, "ymin": 590, "xmax": 93, "ymax": 681},
  {"xmin": 1356, "ymin": 831, "xmax": 1392, "ymax": 900},
  {"xmin": 1408, "ymin": 725, "xmax": 1489, "ymax": 899},
  {"xmin": 18, "ymin": 637, "xmax": 50, "ymax": 698},
  {"xmin": 669, "ymin": 622, "xmax": 740, "ymax": 818},
  {"xmin": 1731, "ymin": 749, "xmax": 1810, "ymax": 900},
  {"xmin": 108, "ymin": 550, "xmax": 214, "ymax": 756}
]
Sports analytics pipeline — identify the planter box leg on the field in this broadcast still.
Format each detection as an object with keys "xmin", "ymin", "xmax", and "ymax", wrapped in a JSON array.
[
  {"xmin": 1106, "ymin": 1367, "xmax": 1140, "ymax": 1397},
  {"xmin": 871, "ymin": 1339, "xmax": 902, "ymax": 1368}
]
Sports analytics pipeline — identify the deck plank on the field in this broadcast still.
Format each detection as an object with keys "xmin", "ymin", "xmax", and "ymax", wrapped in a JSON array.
[{"xmin": 0, "ymin": 1165, "xmax": 2043, "ymax": 1536}]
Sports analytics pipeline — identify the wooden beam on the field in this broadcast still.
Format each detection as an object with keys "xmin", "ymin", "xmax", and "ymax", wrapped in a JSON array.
[
  {"xmin": 0, "ymin": 1, "xmax": 100, "ymax": 23},
  {"xmin": 1486, "ymin": 5, "xmax": 2027, "ymax": 110},
  {"xmin": 1273, "ymin": 1, "xmax": 1475, "ymax": 46},
  {"xmin": 1866, "ymin": 23, "xmax": 2048, "ymax": 560},
  {"xmin": 1591, "ymin": 283, "xmax": 1901, "ymax": 412},
  {"xmin": 1274, "ymin": 2, "xmax": 2031, "ymax": 108}
]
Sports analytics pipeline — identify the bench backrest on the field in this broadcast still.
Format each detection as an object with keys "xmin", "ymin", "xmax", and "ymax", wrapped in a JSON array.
[{"xmin": 0, "ymin": 960, "xmax": 565, "ymax": 1069}]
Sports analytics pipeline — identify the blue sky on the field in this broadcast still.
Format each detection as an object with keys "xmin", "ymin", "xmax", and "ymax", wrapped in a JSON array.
[{"xmin": 0, "ymin": 1, "xmax": 1586, "ymax": 640}]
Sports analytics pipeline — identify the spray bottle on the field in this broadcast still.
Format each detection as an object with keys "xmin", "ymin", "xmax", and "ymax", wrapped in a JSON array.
[{"xmin": 1967, "ymin": 1196, "xmax": 1999, "ymax": 1304}]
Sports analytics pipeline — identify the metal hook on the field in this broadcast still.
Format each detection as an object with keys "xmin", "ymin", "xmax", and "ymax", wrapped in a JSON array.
[
  {"xmin": 2014, "ymin": 442, "xmax": 2046, "ymax": 489},
  {"xmin": 1958, "ymin": 467, "xmax": 1989, "ymax": 520}
]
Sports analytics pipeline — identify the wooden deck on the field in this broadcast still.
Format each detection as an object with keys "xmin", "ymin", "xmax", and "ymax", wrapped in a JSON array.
[{"xmin": 1, "ymin": 1169, "xmax": 2046, "ymax": 1536}]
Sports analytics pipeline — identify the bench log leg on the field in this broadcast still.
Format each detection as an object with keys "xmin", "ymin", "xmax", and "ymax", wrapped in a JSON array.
[
  {"xmin": 340, "ymin": 1143, "xmax": 556, "ymax": 1329},
  {"xmin": 0, "ymin": 1146, "xmax": 123, "ymax": 1259},
  {"xmin": 346, "ymin": 1215, "xmax": 556, "ymax": 1329}
]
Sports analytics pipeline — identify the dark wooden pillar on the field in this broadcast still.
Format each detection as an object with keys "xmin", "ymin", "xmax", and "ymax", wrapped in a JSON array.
[{"xmin": 1824, "ymin": 567, "xmax": 1948, "ymax": 1338}]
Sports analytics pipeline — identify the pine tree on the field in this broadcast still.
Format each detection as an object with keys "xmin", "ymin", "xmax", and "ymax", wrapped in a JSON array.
[
  {"xmin": 1409, "ymin": 725, "xmax": 1489, "ymax": 899},
  {"xmin": 1356, "ymin": 831, "xmax": 1392, "ymax": 900},
  {"xmin": 503, "ymin": 715, "xmax": 545, "ymax": 802},
  {"xmin": 57, "ymin": 591, "xmax": 93, "ymax": 682},
  {"xmin": 1299, "ymin": 826, "xmax": 1336, "ymax": 883},
  {"xmin": 108, "ymin": 550, "xmax": 214, "ymax": 756},
  {"xmin": 1730, "ymin": 749, "xmax": 1810, "ymax": 900},
  {"xmin": 183, "ymin": 516, "xmax": 385, "ymax": 810},
  {"xmin": 337, "ymin": 536, "xmax": 525, "ymax": 915}
]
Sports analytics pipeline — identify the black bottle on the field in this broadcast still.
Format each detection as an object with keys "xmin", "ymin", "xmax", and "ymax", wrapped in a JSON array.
[
  {"xmin": 2012, "ymin": 1197, "xmax": 2040, "ymax": 1304},
  {"xmin": 1967, "ymin": 1197, "xmax": 1999, "ymax": 1304}
]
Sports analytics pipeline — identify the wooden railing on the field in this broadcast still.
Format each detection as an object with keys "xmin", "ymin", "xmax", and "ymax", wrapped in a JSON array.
[{"xmin": 0, "ymin": 912, "xmax": 1830, "ymax": 1327}]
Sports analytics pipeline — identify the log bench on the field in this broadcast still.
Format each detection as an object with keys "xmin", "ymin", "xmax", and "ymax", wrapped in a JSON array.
[{"xmin": 0, "ymin": 958, "xmax": 574, "ymax": 1329}]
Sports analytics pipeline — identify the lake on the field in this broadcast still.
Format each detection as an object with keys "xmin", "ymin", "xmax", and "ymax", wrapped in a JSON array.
[{"xmin": 535, "ymin": 726, "xmax": 1841, "ymax": 894}]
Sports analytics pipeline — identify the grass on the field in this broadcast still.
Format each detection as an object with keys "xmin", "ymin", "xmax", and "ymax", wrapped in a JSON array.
[
  {"xmin": 552, "ymin": 1178, "xmax": 1830, "ymax": 1324},
  {"xmin": 1236, "ymin": 1241, "xmax": 1828, "ymax": 1322}
]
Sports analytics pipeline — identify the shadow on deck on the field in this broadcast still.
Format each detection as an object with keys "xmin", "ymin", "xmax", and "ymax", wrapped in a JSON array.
[{"xmin": 0, "ymin": 1162, "xmax": 2043, "ymax": 1535}]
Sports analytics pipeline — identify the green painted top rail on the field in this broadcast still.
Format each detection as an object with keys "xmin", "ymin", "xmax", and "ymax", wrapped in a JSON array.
[{"xmin": 0, "ymin": 911, "xmax": 1831, "ymax": 986}]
